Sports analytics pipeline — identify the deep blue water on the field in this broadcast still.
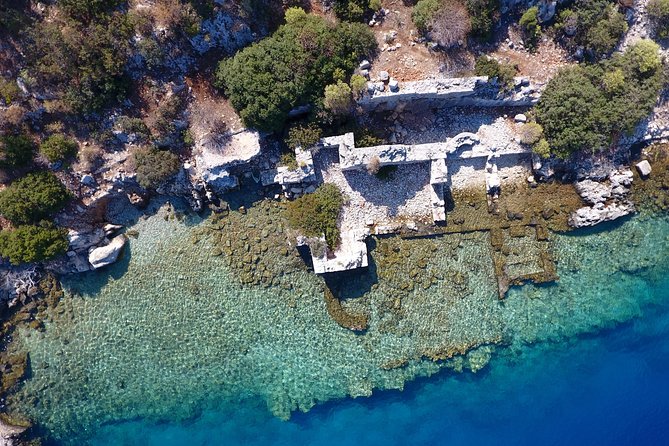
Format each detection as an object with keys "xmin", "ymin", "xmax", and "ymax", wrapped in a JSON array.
[{"xmin": 90, "ymin": 278, "xmax": 669, "ymax": 446}]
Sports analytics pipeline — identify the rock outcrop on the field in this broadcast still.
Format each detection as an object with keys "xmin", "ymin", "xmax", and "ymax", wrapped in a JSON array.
[
  {"xmin": 88, "ymin": 235, "xmax": 127, "ymax": 270},
  {"xmin": 569, "ymin": 169, "xmax": 635, "ymax": 228}
]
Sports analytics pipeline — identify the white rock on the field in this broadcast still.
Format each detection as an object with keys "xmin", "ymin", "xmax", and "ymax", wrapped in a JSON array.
[
  {"xmin": 81, "ymin": 174, "xmax": 97, "ymax": 187},
  {"xmin": 88, "ymin": 235, "xmax": 127, "ymax": 269},
  {"xmin": 514, "ymin": 113, "xmax": 527, "ymax": 123},
  {"xmin": 68, "ymin": 229, "xmax": 105, "ymax": 252},
  {"xmin": 388, "ymin": 78, "xmax": 399, "ymax": 92},
  {"xmin": 636, "ymin": 160, "xmax": 652, "ymax": 177},
  {"xmin": 359, "ymin": 60, "xmax": 371, "ymax": 70},
  {"xmin": 378, "ymin": 71, "xmax": 390, "ymax": 82}
]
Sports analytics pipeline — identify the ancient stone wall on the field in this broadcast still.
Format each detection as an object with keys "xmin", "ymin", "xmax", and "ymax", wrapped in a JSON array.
[{"xmin": 359, "ymin": 77, "xmax": 541, "ymax": 112}]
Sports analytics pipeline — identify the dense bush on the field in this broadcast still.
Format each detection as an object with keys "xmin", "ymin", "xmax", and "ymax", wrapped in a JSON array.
[
  {"xmin": 131, "ymin": 146, "xmax": 180, "ymax": 189},
  {"xmin": 474, "ymin": 56, "xmax": 517, "ymax": 90},
  {"xmin": 0, "ymin": 134, "xmax": 34, "ymax": 169},
  {"xmin": 0, "ymin": 172, "xmax": 70, "ymax": 224},
  {"xmin": 58, "ymin": 0, "xmax": 124, "ymax": 22},
  {"xmin": 215, "ymin": 8, "xmax": 376, "ymax": 132},
  {"xmin": 556, "ymin": 1, "xmax": 627, "ymax": 59},
  {"xmin": 286, "ymin": 124, "xmax": 322, "ymax": 149},
  {"xmin": 648, "ymin": 0, "xmax": 669, "ymax": 37},
  {"xmin": 519, "ymin": 6, "xmax": 540, "ymax": 50},
  {"xmin": 40, "ymin": 134, "xmax": 78, "ymax": 163},
  {"xmin": 285, "ymin": 183, "xmax": 344, "ymax": 249},
  {"xmin": 27, "ymin": 10, "xmax": 132, "ymax": 112},
  {"xmin": 536, "ymin": 40, "xmax": 663, "ymax": 158},
  {"xmin": 0, "ymin": 223, "xmax": 68, "ymax": 265},
  {"xmin": 465, "ymin": 0, "xmax": 499, "ymax": 40}
]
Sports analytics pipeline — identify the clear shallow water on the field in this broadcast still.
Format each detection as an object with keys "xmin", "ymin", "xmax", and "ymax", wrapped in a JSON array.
[{"xmin": 7, "ymin": 205, "xmax": 669, "ymax": 445}]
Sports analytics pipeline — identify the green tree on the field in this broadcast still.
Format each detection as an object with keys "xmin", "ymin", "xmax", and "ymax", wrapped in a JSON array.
[
  {"xmin": 285, "ymin": 183, "xmax": 344, "ymax": 249},
  {"xmin": 0, "ymin": 172, "xmax": 70, "ymax": 224},
  {"xmin": 131, "ymin": 147, "xmax": 180, "ymax": 189},
  {"xmin": 0, "ymin": 223, "xmax": 68, "ymax": 265},
  {"xmin": 0, "ymin": 134, "xmax": 34, "ymax": 169},
  {"xmin": 536, "ymin": 40, "xmax": 663, "ymax": 157},
  {"xmin": 215, "ymin": 9, "xmax": 376, "ymax": 132},
  {"xmin": 40, "ymin": 134, "xmax": 78, "ymax": 163}
]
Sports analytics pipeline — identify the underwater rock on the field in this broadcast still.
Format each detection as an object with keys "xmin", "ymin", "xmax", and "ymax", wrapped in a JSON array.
[{"xmin": 88, "ymin": 235, "xmax": 127, "ymax": 269}]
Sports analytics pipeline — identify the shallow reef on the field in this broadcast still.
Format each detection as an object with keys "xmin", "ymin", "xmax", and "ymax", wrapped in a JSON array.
[{"xmin": 2, "ymin": 185, "xmax": 668, "ymax": 444}]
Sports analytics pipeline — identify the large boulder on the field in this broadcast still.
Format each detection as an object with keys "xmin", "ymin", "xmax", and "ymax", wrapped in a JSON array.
[
  {"xmin": 68, "ymin": 228, "xmax": 105, "ymax": 252},
  {"xmin": 88, "ymin": 235, "xmax": 127, "ymax": 269}
]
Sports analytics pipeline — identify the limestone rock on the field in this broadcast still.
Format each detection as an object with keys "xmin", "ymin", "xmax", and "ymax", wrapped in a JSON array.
[
  {"xmin": 68, "ymin": 229, "xmax": 105, "ymax": 252},
  {"xmin": 569, "ymin": 202, "xmax": 635, "ymax": 228},
  {"xmin": 88, "ymin": 235, "xmax": 127, "ymax": 269},
  {"xmin": 359, "ymin": 60, "xmax": 371, "ymax": 70},
  {"xmin": 378, "ymin": 71, "xmax": 389, "ymax": 82},
  {"xmin": 514, "ymin": 113, "xmax": 527, "ymax": 123},
  {"xmin": 574, "ymin": 179, "xmax": 611, "ymax": 205},
  {"xmin": 636, "ymin": 160, "xmax": 652, "ymax": 177},
  {"xmin": 388, "ymin": 78, "xmax": 399, "ymax": 92}
]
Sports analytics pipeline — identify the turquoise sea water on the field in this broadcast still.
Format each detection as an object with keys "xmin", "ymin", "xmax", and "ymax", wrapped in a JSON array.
[{"xmin": 7, "ymin": 204, "xmax": 669, "ymax": 445}]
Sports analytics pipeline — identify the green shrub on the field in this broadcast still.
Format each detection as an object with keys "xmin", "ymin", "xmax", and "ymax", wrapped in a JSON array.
[
  {"xmin": 324, "ymin": 81, "xmax": 353, "ymax": 116},
  {"xmin": 286, "ymin": 124, "xmax": 322, "ymax": 150},
  {"xmin": 40, "ymin": 134, "xmax": 78, "ymax": 163},
  {"xmin": 131, "ymin": 147, "xmax": 180, "ymax": 189},
  {"xmin": 627, "ymin": 39, "xmax": 662, "ymax": 74},
  {"xmin": 412, "ymin": 0, "xmax": 439, "ymax": 33},
  {"xmin": 465, "ymin": 0, "xmax": 499, "ymax": 40},
  {"xmin": 350, "ymin": 74, "xmax": 368, "ymax": 99},
  {"xmin": 556, "ymin": 1, "xmax": 627, "ymax": 60},
  {"xmin": 519, "ymin": 6, "xmax": 541, "ymax": 50},
  {"xmin": 602, "ymin": 68, "xmax": 625, "ymax": 94},
  {"xmin": 27, "ymin": 11, "xmax": 132, "ymax": 113},
  {"xmin": 58, "ymin": 0, "xmax": 124, "ymax": 22},
  {"xmin": 0, "ymin": 134, "xmax": 34, "ymax": 169},
  {"xmin": 474, "ymin": 56, "xmax": 517, "ymax": 90},
  {"xmin": 0, "ymin": 2, "xmax": 30, "ymax": 35},
  {"xmin": 585, "ymin": 4, "xmax": 627, "ymax": 57},
  {"xmin": 648, "ymin": 0, "xmax": 669, "ymax": 37},
  {"xmin": 0, "ymin": 172, "xmax": 70, "ymax": 225},
  {"xmin": 333, "ymin": 0, "xmax": 369, "ymax": 21},
  {"xmin": 215, "ymin": 8, "xmax": 376, "ymax": 132},
  {"xmin": 519, "ymin": 122, "xmax": 544, "ymax": 145},
  {"xmin": 536, "ymin": 40, "xmax": 663, "ymax": 158},
  {"xmin": 0, "ymin": 223, "xmax": 68, "ymax": 265},
  {"xmin": 279, "ymin": 152, "xmax": 298, "ymax": 169},
  {"xmin": 532, "ymin": 138, "xmax": 551, "ymax": 159},
  {"xmin": 369, "ymin": 0, "xmax": 382, "ymax": 12},
  {"xmin": 355, "ymin": 128, "xmax": 384, "ymax": 147},
  {"xmin": 286, "ymin": 183, "xmax": 344, "ymax": 249},
  {"xmin": 0, "ymin": 78, "xmax": 21, "ymax": 105}
]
